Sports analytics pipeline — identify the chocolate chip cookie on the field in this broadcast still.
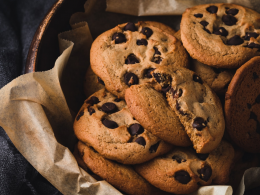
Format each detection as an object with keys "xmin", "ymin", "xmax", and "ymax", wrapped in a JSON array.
[
  {"xmin": 225, "ymin": 56, "xmax": 260, "ymax": 153},
  {"xmin": 151, "ymin": 66, "xmax": 225, "ymax": 153},
  {"xmin": 125, "ymin": 83, "xmax": 191, "ymax": 147},
  {"xmin": 74, "ymin": 88, "xmax": 173, "ymax": 164},
  {"xmin": 90, "ymin": 21, "xmax": 189, "ymax": 98},
  {"xmin": 134, "ymin": 141, "xmax": 234, "ymax": 194},
  {"xmin": 75, "ymin": 141, "xmax": 170, "ymax": 195},
  {"xmin": 181, "ymin": 3, "xmax": 260, "ymax": 68}
]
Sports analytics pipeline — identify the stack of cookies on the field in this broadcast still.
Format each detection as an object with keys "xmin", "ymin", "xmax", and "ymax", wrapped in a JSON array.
[{"xmin": 74, "ymin": 3, "xmax": 260, "ymax": 195}]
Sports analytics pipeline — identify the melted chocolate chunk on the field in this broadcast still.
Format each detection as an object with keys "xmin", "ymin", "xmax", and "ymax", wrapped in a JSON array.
[
  {"xmin": 206, "ymin": 6, "xmax": 218, "ymax": 13},
  {"xmin": 200, "ymin": 21, "xmax": 209, "ymax": 27},
  {"xmin": 253, "ymin": 72, "xmax": 259, "ymax": 80},
  {"xmin": 88, "ymin": 107, "xmax": 95, "ymax": 115},
  {"xmin": 250, "ymin": 111, "xmax": 258, "ymax": 120},
  {"xmin": 222, "ymin": 15, "xmax": 237, "ymax": 26},
  {"xmin": 244, "ymin": 32, "xmax": 259, "ymax": 41},
  {"xmin": 193, "ymin": 117, "xmax": 207, "ymax": 131},
  {"xmin": 161, "ymin": 85, "xmax": 171, "ymax": 94},
  {"xmin": 197, "ymin": 153, "xmax": 209, "ymax": 160},
  {"xmin": 172, "ymin": 155, "xmax": 186, "ymax": 163},
  {"xmin": 213, "ymin": 27, "xmax": 228, "ymax": 37},
  {"xmin": 141, "ymin": 27, "xmax": 153, "ymax": 39},
  {"xmin": 193, "ymin": 74, "xmax": 203, "ymax": 84},
  {"xmin": 137, "ymin": 39, "xmax": 148, "ymax": 46},
  {"xmin": 194, "ymin": 13, "xmax": 203, "ymax": 18},
  {"xmin": 154, "ymin": 57, "xmax": 162, "ymax": 64},
  {"xmin": 135, "ymin": 137, "xmax": 146, "ymax": 146},
  {"xmin": 114, "ymin": 98, "xmax": 121, "ymax": 102},
  {"xmin": 247, "ymin": 103, "xmax": 252, "ymax": 109},
  {"xmin": 226, "ymin": 8, "xmax": 239, "ymax": 15},
  {"xmin": 76, "ymin": 110, "xmax": 84, "ymax": 121},
  {"xmin": 152, "ymin": 73, "xmax": 162, "ymax": 83},
  {"xmin": 112, "ymin": 33, "xmax": 126, "ymax": 44},
  {"xmin": 97, "ymin": 77, "xmax": 105, "ymax": 85},
  {"xmin": 87, "ymin": 96, "xmax": 100, "ymax": 105},
  {"xmin": 125, "ymin": 54, "xmax": 139, "ymax": 64},
  {"xmin": 203, "ymin": 28, "xmax": 211, "ymax": 34},
  {"xmin": 149, "ymin": 141, "xmax": 160, "ymax": 153},
  {"xmin": 101, "ymin": 102, "xmax": 118, "ymax": 113},
  {"xmin": 124, "ymin": 22, "xmax": 137, "ymax": 31},
  {"xmin": 124, "ymin": 72, "xmax": 139, "ymax": 86},
  {"xmin": 198, "ymin": 165, "xmax": 212, "ymax": 181},
  {"xmin": 247, "ymin": 43, "xmax": 260, "ymax": 49},
  {"xmin": 175, "ymin": 170, "xmax": 191, "ymax": 184},
  {"xmin": 255, "ymin": 94, "xmax": 260, "ymax": 104},
  {"xmin": 102, "ymin": 119, "xmax": 118, "ymax": 129},
  {"xmin": 144, "ymin": 68, "xmax": 155, "ymax": 78},
  {"xmin": 128, "ymin": 123, "xmax": 144, "ymax": 136},
  {"xmin": 227, "ymin": 35, "xmax": 244, "ymax": 45},
  {"xmin": 154, "ymin": 47, "xmax": 161, "ymax": 55}
]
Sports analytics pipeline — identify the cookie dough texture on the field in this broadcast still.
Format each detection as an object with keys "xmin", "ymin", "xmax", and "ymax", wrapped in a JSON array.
[
  {"xmin": 74, "ymin": 88, "xmax": 173, "ymax": 164},
  {"xmin": 181, "ymin": 3, "xmax": 260, "ymax": 68},
  {"xmin": 125, "ymin": 84, "xmax": 191, "ymax": 146},
  {"xmin": 76, "ymin": 141, "xmax": 169, "ymax": 195},
  {"xmin": 90, "ymin": 21, "xmax": 189, "ymax": 98},
  {"xmin": 152, "ymin": 66, "xmax": 225, "ymax": 153},
  {"xmin": 135, "ymin": 141, "xmax": 234, "ymax": 194},
  {"xmin": 225, "ymin": 56, "xmax": 260, "ymax": 153}
]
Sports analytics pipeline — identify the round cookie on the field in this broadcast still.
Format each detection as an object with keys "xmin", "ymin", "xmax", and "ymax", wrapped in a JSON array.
[
  {"xmin": 90, "ymin": 21, "xmax": 189, "ymax": 98},
  {"xmin": 225, "ymin": 56, "xmax": 260, "ymax": 153},
  {"xmin": 74, "ymin": 88, "xmax": 173, "ymax": 164},
  {"xmin": 181, "ymin": 3, "xmax": 260, "ymax": 68},
  {"xmin": 75, "ymin": 141, "xmax": 170, "ymax": 195},
  {"xmin": 134, "ymin": 141, "xmax": 234, "ymax": 194},
  {"xmin": 151, "ymin": 66, "xmax": 225, "ymax": 153},
  {"xmin": 125, "ymin": 83, "xmax": 191, "ymax": 147}
]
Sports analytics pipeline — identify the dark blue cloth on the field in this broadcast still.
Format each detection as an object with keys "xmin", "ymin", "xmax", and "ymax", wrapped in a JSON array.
[{"xmin": 0, "ymin": 0, "xmax": 62, "ymax": 194}]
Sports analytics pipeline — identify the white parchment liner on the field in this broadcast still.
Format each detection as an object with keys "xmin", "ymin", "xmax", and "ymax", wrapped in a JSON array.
[{"xmin": 0, "ymin": 0, "xmax": 259, "ymax": 194}]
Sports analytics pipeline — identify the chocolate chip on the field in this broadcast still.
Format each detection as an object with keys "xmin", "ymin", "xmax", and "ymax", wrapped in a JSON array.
[
  {"xmin": 144, "ymin": 68, "xmax": 155, "ymax": 78},
  {"xmin": 152, "ymin": 73, "xmax": 162, "ymax": 83},
  {"xmin": 149, "ymin": 141, "xmax": 160, "ymax": 153},
  {"xmin": 253, "ymin": 72, "xmax": 259, "ymax": 80},
  {"xmin": 102, "ymin": 119, "xmax": 118, "ymax": 129},
  {"xmin": 141, "ymin": 27, "xmax": 153, "ymax": 39},
  {"xmin": 226, "ymin": 8, "xmax": 239, "ymax": 15},
  {"xmin": 255, "ymin": 94, "xmax": 260, "ymax": 104},
  {"xmin": 124, "ymin": 72, "xmax": 139, "ymax": 86},
  {"xmin": 125, "ymin": 54, "xmax": 139, "ymax": 64},
  {"xmin": 135, "ymin": 137, "xmax": 146, "ymax": 146},
  {"xmin": 128, "ymin": 123, "xmax": 144, "ymax": 136},
  {"xmin": 197, "ymin": 153, "xmax": 209, "ymax": 160},
  {"xmin": 76, "ymin": 110, "xmax": 84, "ymax": 121},
  {"xmin": 250, "ymin": 111, "xmax": 258, "ymax": 120},
  {"xmin": 213, "ymin": 27, "xmax": 228, "ymax": 37},
  {"xmin": 97, "ymin": 77, "xmax": 105, "ymax": 85},
  {"xmin": 114, "ymin": 98, "xmax": 121, "ymax": 102},
  {"xmin": 193, "ymin": 74, "xmax": 203, "ymax": 84},
  {"xmin": 175, "ymin": 170, "xmax": 191, "ymax": 184},
  {"xmin": 244, "ymin": 32, "xmax": 259, "ymax": 41},
  {"xmin": 124, "ymin": 22, "xmax": 137, "ymax": 31},
  {"xmin": 112, "ymin": 33, "xmax": 126, "ymax": 44},
  {"xmin": 87, "ymin": 96, "xmax": 100, "ymax": 105},
  {"xmin": 88, "ymin": 107, "xmax": 95, "ymax": 115},
  {"xmin": 193, "ymin": 117, "xmax": 207, "ymax": 131},
  {"xmin": 136, "ymin": 39, "xmax": 148, "ymax": 46},
  {"xmin": 194, "ymin": 13, "xmax": 203, "ymax": 18},
  {"xmin": 247, "ymin": 103, "xmax": 252, "ymax": 109},
  {"xmin": 248, "ymin": 42, "xmax": 260, "ymax": 49},
  {"xmin": 154, "ymin": 47, "xmax": 161, "ymax": 55},
  {"xmin": 198, "ymin": 165, "xmax": 212, "ymax": 181},
  {"xmin": 206, "ymin": 6, "xmax": 218, "ymax": 13},
  {"xmin": 161, "ymin": 85, "xmax": 171, "ymax": 94},
  {"xmin": 227, "ymin": 35, "xmax": 244, "ymax": 45},
  {"xmin": 172, "ymin": 155, "xmax": 186, "ymax": 163},
  {"xmin": 200, "ymin": 21, "xmax": 208, "ymax": 27},
  {"xmin": 222, "ymin": 15, "xmax": 237, "ymax": 26},
  {"xmin": 101, "ymin": 102, "xmax": 118, "ymax": 113},
  {"xmin": 154, "ymin": 57, "xmax": 162, "ymax": 64}
]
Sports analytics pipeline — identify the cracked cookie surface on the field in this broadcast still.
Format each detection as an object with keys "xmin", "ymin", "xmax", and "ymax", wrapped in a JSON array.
[
  {"xmin": 181, "ymin": 3, "xmax": 260, "ymax": 68},
  {"xmin": 74, "ymin": 88, "xmax": 173, "ymax": 164},
  {"xmin": 90, "ymin": 21, "xmax": 189, "ymax": 98},
  {"xmin": 225, "ymin": 56, "xmax": 260, "ymax": 153}
]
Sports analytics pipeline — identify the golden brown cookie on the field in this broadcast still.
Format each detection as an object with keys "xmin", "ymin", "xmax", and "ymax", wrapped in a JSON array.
[
  {"xmin": 181, "ymin": 3, "xmax": 260, "ymax": 68},
  {"xmin": 90, "ymin": 21, "xmax": 189, "ymax": 98},
  {"xmin": 74, "ymin": 88, "xmax": 173, "ymax": 164}
]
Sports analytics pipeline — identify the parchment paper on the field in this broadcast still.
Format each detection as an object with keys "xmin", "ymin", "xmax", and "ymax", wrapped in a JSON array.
[{"xmin": 0, "ymin": 0, "xmax": 259, "ymax": 195}]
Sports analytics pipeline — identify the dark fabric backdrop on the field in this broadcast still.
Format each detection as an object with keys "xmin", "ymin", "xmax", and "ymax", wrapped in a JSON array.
[{"xmin": 0, "ymin": 0, "xmax": 62, "ymax": 194}]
